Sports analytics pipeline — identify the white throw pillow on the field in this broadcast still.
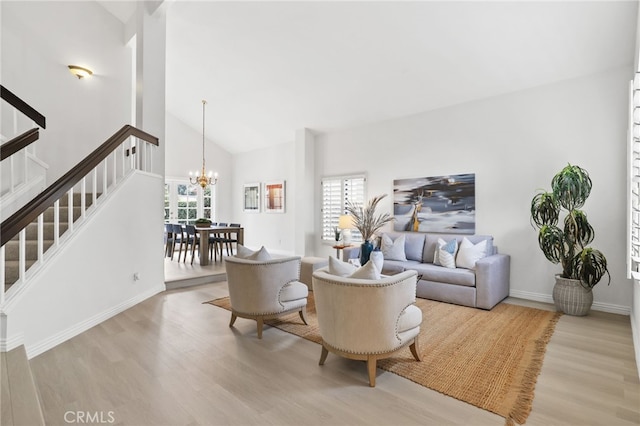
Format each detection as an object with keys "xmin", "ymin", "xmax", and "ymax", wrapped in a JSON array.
[
  {"xmin": 456, "ymin": 237, "xmax": 487, "ymax": 270},
  {"xmin": 236, "ymin": 244, "xmax": 272, "ymax": 261},
  {"xmin": 328, "ymin": 256, "xmax": 357, "ymax": 277},
  {"xmin": 247, "ymin": 246, "xmax": 272, "ymax": 261},
  {"xmin": 434, "ymin": 238, "xmax": 458, "ymax": 269},
  {"xmin": 381, "ymin": 234, "xmax": 407, "ymax": 261},
  {"xmin": 236, "ymin": 244, "xmax": 254, "ymax": 258},
  {"xmin": 349, "ymin": 260, "xmax": 381, "ymax": 280}
]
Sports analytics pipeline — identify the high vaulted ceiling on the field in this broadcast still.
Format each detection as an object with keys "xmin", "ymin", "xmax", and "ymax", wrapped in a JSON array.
[{"xmin": 102, "ymin": 1, "xmax": 638, "ymax": 154}]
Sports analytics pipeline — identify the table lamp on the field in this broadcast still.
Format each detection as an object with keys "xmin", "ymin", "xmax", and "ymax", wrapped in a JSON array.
[{"xmin": 338, "ymin": 214, "xmax": 355, "ymax": 245}]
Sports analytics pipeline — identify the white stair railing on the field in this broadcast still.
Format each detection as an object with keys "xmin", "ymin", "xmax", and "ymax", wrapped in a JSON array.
[{"xmin": 0, "ymin": 133, "xmax": 157, "ymax": 303}]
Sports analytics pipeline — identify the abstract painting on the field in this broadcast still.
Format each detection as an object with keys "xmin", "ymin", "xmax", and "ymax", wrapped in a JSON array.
[{"xmin": 393, "ymin": 173, "xmax": 475, "ymax": 234}]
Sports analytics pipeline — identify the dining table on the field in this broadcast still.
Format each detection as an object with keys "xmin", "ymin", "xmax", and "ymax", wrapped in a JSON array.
[{"xmin": 194, "ymin": 225, "xmax": 244, "ymax": 266}]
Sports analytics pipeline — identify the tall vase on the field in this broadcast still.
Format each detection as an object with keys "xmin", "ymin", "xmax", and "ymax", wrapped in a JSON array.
[
  {"xmin": 370, "ymin": 250, "xmax": 384, "ymax": 273},
  {"xmin": 360, "ymin": 240, "xmax": 374, "ymax": 265}
]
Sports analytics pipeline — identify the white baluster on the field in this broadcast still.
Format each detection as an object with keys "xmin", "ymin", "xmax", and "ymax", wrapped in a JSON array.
[
  {"xmin": 92, "ymin": 168, "xmax": 98, "ymax": 206},
  {"xmin": 112, "ymin": 150, "xmax": 117, "ymax": 186},
  {"xmin": 81, "ymin": 178, "xmax": 86, "ymax": 220},
  {"xmin": 37, "ymin": 213, "xmax": 44, "ymax": 261},
  {"xmin": 68, "ymin": 189, "xmax": 74, "ymax": 233},
  {"xmin": 103, "ymin": 160, "xmax": 108, "ymax": 195},
  {"xmin": 9, "ymin": 155, "xmax": 14, "ymax": 193},
  {"xmin": 54, "ymin": 200, "xmax": 60, "ymax": 247},
  {"xmin": 18, "ymin": 229, "xmax": 25, "ymax": 282}
]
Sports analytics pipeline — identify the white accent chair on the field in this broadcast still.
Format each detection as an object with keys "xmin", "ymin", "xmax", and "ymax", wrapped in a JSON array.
[
  {"xmin": 224, "ymin": 256, "xmax": 309, "ymax": 339},
  {"xmin": 312, "ymin": 269, "xmax": 422, "ymax": 387}
]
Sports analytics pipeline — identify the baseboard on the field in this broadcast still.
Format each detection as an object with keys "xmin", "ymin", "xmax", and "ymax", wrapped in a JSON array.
[
  {"xmin": 0, "ymin": 331, "xmax": 24, "ymax": 353},
  {"xmin": 509, "ymin": 289, "xmax": 630, "ymax": 316},
  {"xmin": 25, "ymin": 284, "xmax": 164, "ymax": 359}
]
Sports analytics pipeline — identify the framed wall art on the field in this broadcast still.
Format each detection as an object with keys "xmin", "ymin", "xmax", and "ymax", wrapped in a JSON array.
[
  {"xmin": 393, "ymin": 173, "xmax": 475, "ymax": 234},
  {"xmin": 243, "ymin": 183, "xmax": 261, "ymax": 212},
  {"xmin": 264, "ymin": 180, "xmax": 285, "ymax": 213}
]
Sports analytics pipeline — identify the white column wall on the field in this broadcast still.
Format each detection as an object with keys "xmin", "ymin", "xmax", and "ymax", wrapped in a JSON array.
[{"xmin": 294, "ymin": 129, "xmax": 315, "ymax": 255}]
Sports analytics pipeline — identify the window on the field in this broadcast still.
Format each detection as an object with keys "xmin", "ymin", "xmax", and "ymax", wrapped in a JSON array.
[
  {"xmin": 321, "ymin": 175, "xmax": 365, "ymax": 242},
  {"xmin": 164, "ymin": 180, "xmax": 216, "ymax": 224}
]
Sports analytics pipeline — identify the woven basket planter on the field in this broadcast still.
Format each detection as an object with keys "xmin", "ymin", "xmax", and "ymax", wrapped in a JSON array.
[{"xmin": 552, "ymin": 276, "xmax": 593, "ymax": 316}]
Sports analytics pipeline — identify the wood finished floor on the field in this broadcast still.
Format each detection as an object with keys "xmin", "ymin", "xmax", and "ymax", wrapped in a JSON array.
[{"xmin": 30, "ymin": 281, "xmax": 640, "ymax": 426}]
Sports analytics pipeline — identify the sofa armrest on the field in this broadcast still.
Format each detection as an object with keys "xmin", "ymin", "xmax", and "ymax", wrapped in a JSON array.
[
  {"xmin": 475, "ymin": 254, "xmax": 510, "ymax": 310},
  {"xmin": 343, "ymin": 246, "xmax": 360, "ymax": 261}
]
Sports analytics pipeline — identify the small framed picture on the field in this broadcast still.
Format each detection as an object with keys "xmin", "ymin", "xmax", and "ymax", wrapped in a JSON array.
[
  {"xmin": 243, "ymin": 183, "xmax": 260, "ymax": 212},
  {"xmin": 264, "ymin": 181, "xmax": 285, "ymax": 213}
]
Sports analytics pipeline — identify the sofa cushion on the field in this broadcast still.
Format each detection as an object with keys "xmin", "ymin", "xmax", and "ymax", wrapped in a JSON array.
[
  {"xmin": 328, "ymin": 256, "xmax": 357, "ymax": 277},
  {"xmin": 349, "ymin": 260, "xmax": 381, "ymax": 280},
  {"xmin": 434, "ymin": 238, "xmax": 458, "ymax": 269},
  {"xmin": 408, "ymin": 263, "xmax": 476, "ymax": 287},
  {"xmin": 381, "ymin": 234, "xmax": 407, "ymax": 261},
  {"xmin": 456, "ymin": 237, "xmax": 488, "ymax": 270},
  {"xmin": 424, "ymin": 234, "xmax": 495, "ymax": 263}
]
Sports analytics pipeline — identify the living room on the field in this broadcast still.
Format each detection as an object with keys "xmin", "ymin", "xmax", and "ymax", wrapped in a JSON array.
[{"xmin": 1, "ymin": 1, "xmax": 640, "ymax": 424}]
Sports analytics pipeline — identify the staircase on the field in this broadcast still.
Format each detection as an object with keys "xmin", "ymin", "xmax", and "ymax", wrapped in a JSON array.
[{"xmin": 3, "ymin": 193, "xmax": 99, "ymax": 292}]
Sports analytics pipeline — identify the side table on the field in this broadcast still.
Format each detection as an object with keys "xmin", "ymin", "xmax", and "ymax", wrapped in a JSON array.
[{"xmin": 332, "ymin": 244, "xmax": 353, "ymax": 261}]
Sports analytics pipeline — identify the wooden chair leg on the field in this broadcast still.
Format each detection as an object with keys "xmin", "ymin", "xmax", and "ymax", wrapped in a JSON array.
[
  {"xmin": 367, "ymin": 355, "xmax": 377, "ymax": 387},
  {"xmin": 319, "ymin": 345, "xmax": 329, "ymax": 365},
  {"xmin": 409, "ymin": 336, "xmax": 422, "ymax": 362},
  {"xmin": 299, "ymin": 306, "xmax": 308, "ymax": 325},
  {"xmin": 229, "ymin": 313, "xmax": 237, "ymax": 327},
  {"xmin": 257, "ymin": 317, "xmax": 264, "ymax": 339}
]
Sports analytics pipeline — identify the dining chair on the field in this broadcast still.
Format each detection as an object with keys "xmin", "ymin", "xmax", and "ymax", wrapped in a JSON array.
[
  {"xmin": 171, "ymin": 224, "xmax": 186, "ymax": 261},
  {"xmin": 185, "ymin": 225, "xmax": 200, "ymax": 265},
  {"xmin": 164, "ymin": 223, "xmax": 174, "ymax": 257},
  {"xmin": 208, "ymin": 223, "xmax": 223, "ymax": 262},
  {"xmin": 217, "ymin": 223, "xmax": 240, "ymax": 256}
]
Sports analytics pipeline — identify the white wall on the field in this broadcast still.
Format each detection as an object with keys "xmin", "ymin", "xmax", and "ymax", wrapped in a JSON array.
[
  {"xmin": 5, "ymin": 172, "xmax": 165, "ymax": 358},
  {"xmin": 310, "ymin": 67, "xmax": 632, "ymax": 313},
  {"xmin": 1, "ymin": 1, "xmax": 133, "ymax": 183},
  {"xmin": 165, "ymin": 112, "xmax": 233, "ymax": 222},
  {"xmin": 231, "ymin": 141, "xmax": 296, "ymax": 252}
]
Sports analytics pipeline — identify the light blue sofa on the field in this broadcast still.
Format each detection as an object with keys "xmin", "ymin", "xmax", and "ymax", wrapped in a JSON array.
[{"xmin": 343, "ymin": 232, "xmax": 510, "ymax": 310}]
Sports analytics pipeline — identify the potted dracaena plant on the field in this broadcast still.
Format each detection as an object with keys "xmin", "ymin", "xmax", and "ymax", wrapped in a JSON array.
[
  {"xmin": 346, "ymin": 194, "xmax": 394, "ymax": 265},
  {"xmin": 530, "ymin": 163, "xmax": 610, "ymax": 315}
]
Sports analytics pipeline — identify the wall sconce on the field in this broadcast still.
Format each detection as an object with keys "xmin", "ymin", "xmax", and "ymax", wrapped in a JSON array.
[{"xmin": 68, "ymin": 65, "xmax": 93, "ymax": 79}]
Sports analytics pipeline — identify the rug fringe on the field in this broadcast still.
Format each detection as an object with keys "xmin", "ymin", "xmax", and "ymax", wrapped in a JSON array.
[{"xmin": 506, "ymin": 311, "xmax": 562, "ymax": 425}]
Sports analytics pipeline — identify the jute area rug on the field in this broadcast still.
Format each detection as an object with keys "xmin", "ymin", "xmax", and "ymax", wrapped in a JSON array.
[{"xmin": 205, "ymin": 294, "xmax": 561, "ymax": 426}]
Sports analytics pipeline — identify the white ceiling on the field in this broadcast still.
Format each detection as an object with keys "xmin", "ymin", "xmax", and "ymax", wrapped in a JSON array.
[{"xmin": 103, "ymin": 1, "xmax": 639, "ymax": 154}]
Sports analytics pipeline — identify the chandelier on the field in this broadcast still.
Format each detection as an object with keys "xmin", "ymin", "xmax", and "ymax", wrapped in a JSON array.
[{"xmin": 189, "ymin": 99, "xmax": 218, "ymax": 188}]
